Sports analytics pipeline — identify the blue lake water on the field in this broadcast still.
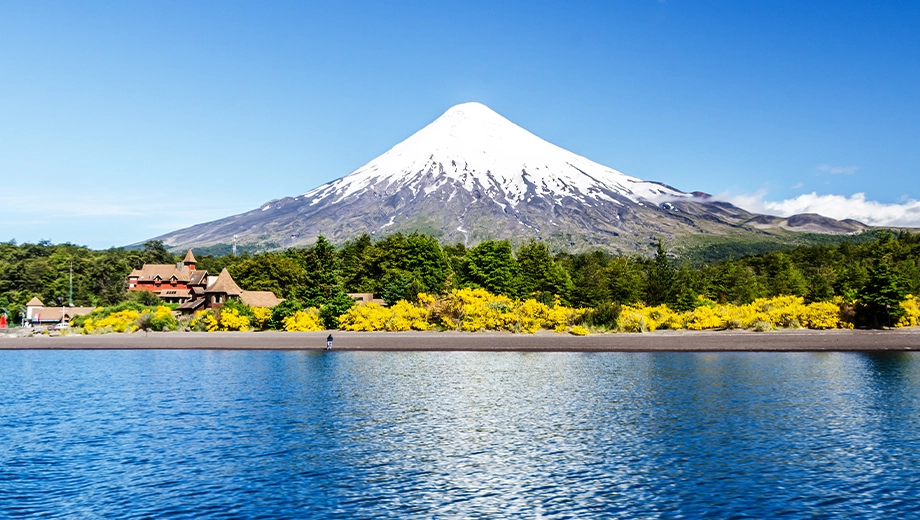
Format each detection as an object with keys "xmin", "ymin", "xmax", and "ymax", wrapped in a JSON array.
[{"xmin": 2, "ymin": 350, "xmax": 920, "ymax": 518}]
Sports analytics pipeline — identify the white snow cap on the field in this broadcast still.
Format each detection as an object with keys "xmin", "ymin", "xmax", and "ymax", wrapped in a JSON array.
[{"xmin": 304, "ymin": 102, "xmax": 687, "ymax": 206}]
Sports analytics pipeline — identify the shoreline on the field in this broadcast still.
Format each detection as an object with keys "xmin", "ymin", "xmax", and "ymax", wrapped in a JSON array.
[{"xmin": 1, "ymin": 328, "xmax": 919, "ymax": 351}]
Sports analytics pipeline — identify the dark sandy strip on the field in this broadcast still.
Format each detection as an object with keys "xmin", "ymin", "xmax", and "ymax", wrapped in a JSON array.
[{"xmin": 1, "ymin": 328, "xmax": 919, "ymax": 351}]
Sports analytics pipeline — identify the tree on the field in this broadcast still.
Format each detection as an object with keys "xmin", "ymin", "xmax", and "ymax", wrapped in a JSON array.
[
  {"xmin": 351, "ymin": 233, "xmax": 452, "ymax": 297},
  {"xmin": 761, "ymin": 253, "xmax": 807, "ymax": 297},
  {"xmin": 644, "ymin": 240, "xmax": 675, "ymax": 306},
  {"xmin": 560, "ymin": 250, "xmax": 612, "ymax": 307},
  {"xmin": 229, "ymin": 253, "xmax": 305, "ymax": 298},
  {"xmin": 319, "ymin": 291, "xmax": 358, "ymax": 330},
  {"xmin": 713, "ymin": 262, "xmax": 764, "ymax": 304},
  {"xmin": 516, "ymin": 240, "xmax": 573, "ymax": 303},
  {"xmin": 403, "ymin": 233, "xmax": 452, "ymax": 294},
  {"xmin": 442, "ymin": 242, "xmax": 468, "ymax": 281},
  {"xmin": 458, "ymin": 240, "xmax": 522, "ymax": 297},
  {"xmin": 130, "ymin": 290, "xmax": 161, "ymax": 306},
  {"xmin": 672, "ymin": 264, "xmax": 703, "ymax": 312},
  {"xmin": 139, "ymin": 240, "xmax": 176, "ymax": 266},
  {"xmin": 381, "ymin": 271, "xmax": 426, "ymax": 306},
  {"xmin": 338, "ymin": 233, "xmax": 374, "ymax": 292},
  {"xmin": 606, "ymin": 257, "xmax": 644, "ymax": 306},
  {"xmin": 288, "ymin": 236, "xmax": 354, "ymax": 328},
  {"xmin": 858, "ymin": 260, "xmax": 907, "ymax": 328}
]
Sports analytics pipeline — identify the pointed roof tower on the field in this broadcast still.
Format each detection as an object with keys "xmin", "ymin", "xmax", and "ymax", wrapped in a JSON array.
[
  {"xmin": 26, "ymin": 297, "xmax": 44, "ymax": 307},
  {"xmin": 205, "ymin": 268, "xmax": 243, "ymax": 296},
  {"xmin": 183, "ymin": 249, "xmax": 197, "ymax": 270}
]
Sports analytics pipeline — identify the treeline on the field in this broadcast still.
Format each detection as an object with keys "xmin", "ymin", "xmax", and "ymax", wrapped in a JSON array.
[
  {"xmin": 2, "ymin": 230, "xmax": 918, "ymax": 328},
  {"xmin": 0, "ymin": 240, "xmax": 176, "ymax": 322}
]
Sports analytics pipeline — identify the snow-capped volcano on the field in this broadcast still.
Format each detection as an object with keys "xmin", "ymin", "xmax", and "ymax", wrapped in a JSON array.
[
  {"xmin": 305, "ymin": 102, "xmax": 686, "ymax": 209},
  {"xmin": 151, "ymin": 103, "xmax": 866, "ymax": 253}
]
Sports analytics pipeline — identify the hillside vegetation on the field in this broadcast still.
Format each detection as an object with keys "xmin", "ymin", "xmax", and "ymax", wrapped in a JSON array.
[{"xmin": 2, "ymin": 230, "xmax": 918, "ymax": 330}]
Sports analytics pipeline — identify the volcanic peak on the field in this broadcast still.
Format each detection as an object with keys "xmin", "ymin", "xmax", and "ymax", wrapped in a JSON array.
[{"xmin": 302, "ymin": 102, "xmax": 687, "ymax": 209}]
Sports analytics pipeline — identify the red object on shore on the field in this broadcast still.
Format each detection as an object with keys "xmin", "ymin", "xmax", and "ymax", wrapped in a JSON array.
[{"xmin": 0, "ymin": 315, "xmax": 6, "ymax": 328}]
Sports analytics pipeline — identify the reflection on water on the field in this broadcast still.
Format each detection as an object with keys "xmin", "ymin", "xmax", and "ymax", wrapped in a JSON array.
[{"xmin": 1, "ymin": 351, "xmax": 919, "ymax": 518}]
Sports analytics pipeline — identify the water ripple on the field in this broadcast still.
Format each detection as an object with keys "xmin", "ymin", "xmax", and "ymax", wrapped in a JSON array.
[{"xmin": 1, "ymin": 351, "xmax": 920, "ymax": 518}]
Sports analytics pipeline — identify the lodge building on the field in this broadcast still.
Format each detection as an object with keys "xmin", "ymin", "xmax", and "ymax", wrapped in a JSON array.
[
  {"xmin": 128, "ymin": 250, "xmax": 282, "ymax": 313},
  {"xmin": 25, "ymin": 297, "xmax": 94, "ymax": 327}
]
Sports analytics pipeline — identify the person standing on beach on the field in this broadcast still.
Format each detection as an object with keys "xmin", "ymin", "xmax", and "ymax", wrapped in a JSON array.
[{"xmin": 326, "ymin": 333, "xmax": 333, "ymax": 350}]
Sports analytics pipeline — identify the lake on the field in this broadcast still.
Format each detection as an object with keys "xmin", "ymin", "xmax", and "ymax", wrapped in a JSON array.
[{"xmin": 1, "ymin": 350, "xmax": 919, "ymax": 518}]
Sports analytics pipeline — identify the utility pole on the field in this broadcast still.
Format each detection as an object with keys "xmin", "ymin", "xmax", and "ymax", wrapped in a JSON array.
[{"xmin": 69, "ymin": 259, "xmax": 73, "ymax": 307}]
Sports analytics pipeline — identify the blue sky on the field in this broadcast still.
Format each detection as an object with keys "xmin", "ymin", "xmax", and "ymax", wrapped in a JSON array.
[{"xmin": 2, "ymin": 1, "xmax": 919, "ymax": 249}]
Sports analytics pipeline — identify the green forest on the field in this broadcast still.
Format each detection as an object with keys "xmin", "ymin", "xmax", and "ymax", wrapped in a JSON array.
[{"xmin": 2, "ymin": 230, "xmax": 919, "ymax": 328}]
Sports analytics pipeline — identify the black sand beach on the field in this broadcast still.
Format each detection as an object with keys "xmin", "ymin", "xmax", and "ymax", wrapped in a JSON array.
[{"xmin": 1, "ymin": 328, "xmax": 919, "ymax": 351}]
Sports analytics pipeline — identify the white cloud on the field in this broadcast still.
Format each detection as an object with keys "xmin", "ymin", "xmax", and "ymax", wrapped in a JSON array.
[
  {"xmin": 817, "ymin": 164, "xmax": 859, "ymax": 175},
  {"xmin": 713, "ymin": 189, "xmax": 770, "ymax": 214},
  {"xmin": 765, "ymin": 192, "xmax": 920, "ymax": 227},
  {"xmin": 716, "ymin": 191, "xmax": 920, "ymax": 227}
]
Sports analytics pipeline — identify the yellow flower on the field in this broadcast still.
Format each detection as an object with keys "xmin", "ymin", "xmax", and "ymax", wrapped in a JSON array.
[
  {"xmin": 898, "ymin": 295, "xmax": 920, "ymax": 327},
  {"xmin": 218, "ymin": 308, "xmax": 250, "ymax": 331},
  {"xmin": 283, "ymin": 309, "xmax": 323, "ymax": 332},
  {"xmin": 570, "ymin": 325, "xmax": 589, "ymax": 336},
  {"xmin": 252, "ymin": 307, "xmax": 273, "ymax": 329}
]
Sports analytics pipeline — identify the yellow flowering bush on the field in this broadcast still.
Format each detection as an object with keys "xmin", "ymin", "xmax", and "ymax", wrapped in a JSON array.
[
  {"xmin": 723, "ymin": 304, "xmax": 767, "ymax": 329},
  {"xmin": 512, "ymin": 299, "xmax": 547, "ymax": 333},
  {"xmin": 337, "ymin": 289, "xmax": 585, "ymax": 334},
  {"xmin": 282, "ymin": 308, "xmax": 324, "ymax": 332},
  {"xmin": 252, "ymin": 307, "xmax": 273, "ymax": 330},
  {"xmin": 339, "ymin": 301, "xmax": 433, "ymax": 331},
  {"xmin": 800, "ymin": 301, "xmax": 842, "ymax": 329},
  {"xmin": 434, "ymin": 288, "xmax": 586, "ymax": 333},
  {"xmin": 683, "ymin": 305, "xmax": 726, "ymax": 330},
  {"xmin": 203, "ymin": 313, "xmax": 219, "ymax": 332},
  {"xmin": 542, "ymin": 296, "xmax": 587, "ymax": 332},
  {"xmin": 440, "ymin": 288, "xmax": 514, "ymax": 331},
  {"xmin": 145, "ymin": 306, "xmax": 179, "ymax": 331},
  {"xmin": 615, "ymin": 295, "xmax": 861, "ymax": 333},
  {"xmin": 190, "ymin": 308, "xmax": 251, "ymax": 332},
  {"xmin": 82, "ymin": 309, "xmax": 140, "ymax": 334},
  {"xmin": 570, "ymin": 325, "xmax": 590, "ymax": 336},
  {"xmin": 416, "ymin": 292, "xmax": 436, "ymax": 306},
  {"xmin": 218, "ymin": 308, "xmax": 250, "ymax": 331},
  {"xmin": 617, "ymin": 305, "xmax": 680, "ymax": 332},
  {"xmin": 81, "ymin": 318, "xmax": 95, "ymax": 333},
  {"xmin": 898, "ymin": 295, "xmax": 920, "ymax": 327},
  {"xmin": 617, "ymin": 306, "xmax": 649, "ymax": 333},
  {"xmin": 752, "ymin": 296, "xmax": 807, "ymax": 328},
  {"xmin": 189, "ymin": 310, "xmax": 217, "ymax": 332},
  {"xmin": 338, "ymin": 303, "xmax": 392, "ymax": 331},
  {"xmin": 388, "ymin": 300, "xmax": 432, "ymax": 331}
]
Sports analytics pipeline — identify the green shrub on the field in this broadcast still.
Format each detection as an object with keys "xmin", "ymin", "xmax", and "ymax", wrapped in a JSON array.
[{"xmin": 583, "ymin": 301, "xmax": 621, "ymax": 329}]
